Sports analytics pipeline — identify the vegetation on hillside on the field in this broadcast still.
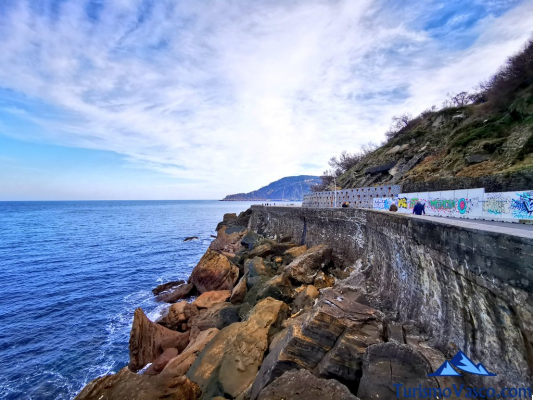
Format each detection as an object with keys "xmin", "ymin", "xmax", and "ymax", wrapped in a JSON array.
[{"xmin": 313, "ymin": 37, "xmax": 533, "ymax": 192}]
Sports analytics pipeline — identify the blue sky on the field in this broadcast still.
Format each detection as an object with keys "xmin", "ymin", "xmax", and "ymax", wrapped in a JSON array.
[{"xmin": 0, "ymin": 0, "xmax": 531, "ymax": 200}]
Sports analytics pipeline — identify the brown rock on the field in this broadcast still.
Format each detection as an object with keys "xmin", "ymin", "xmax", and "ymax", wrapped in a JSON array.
[
  {"xmin": 313, "ymin": 271, "xmax": 335, "ymax": 289},
  {"xmin": 283, "ymin": 244, "xmax": 308, "ymax": 262},
  {"xmin": 188, "ymin": 302, "xmax": 241, "ymax": 331},
  {"xmin": 292, "ymin": 285, "xmax": 319, "ymax": 312},
  {"xmin": 284, "ymin": 244, "xmax": 332, "ymax": 284},
  {"xmin": 157, "ymin": 302, "xmax": 199, "ymax": 331},
  {"xmin": 230, "ymin": 275, "xmax": 248, "ymax": 304},
  {"xmin": 257, "ymin": 273, "xmax": 294, "ymax": 303},
  {"xmin": 152, "ymin": 280, "xmax": 185, "ymax": 295},
  {"xmin": 248, "ymin": 243, "xmax": 274, "ymax": 258},
  {"xmin": 155, "ymin": 283, "xmax": 195, "ymax": 303},
  {"xmin": 128, "ymin": 308, "xmax": 190, "ymax": 372},
  {"xmin": 250, "ymin": 288, "xmax": 383, "ymax": 399},
  {"xmin": 210, "ymin": 225, "xmax": 247, "ymax": 253},
  {"xmin": 144, "ymin": 348, "xmax": 179, "ymax": 375},
  {"xmin": 161, "ymin": 328, "xmax": 220, "ymax": 378},
  {"xmin": 192, "ymin": 290, "xmax": 231, "ymax": 309},
  {"xmin": 257, "ymin": 369, "xmax": 358, "ymax": 400},
  {"xmin": 74, "ymin": 367, "xmax": 201, "ymax": 400},
  {"xmin": 190, "ymin": 249, "xmax": 239, "ymax": 293},
  {"xmin": 186, "ymin": 297, "xmax": 289, "ymax": 399},
  {"xmin": 357, "ymin": 343, "xmax": 438, "ymax": 400}
]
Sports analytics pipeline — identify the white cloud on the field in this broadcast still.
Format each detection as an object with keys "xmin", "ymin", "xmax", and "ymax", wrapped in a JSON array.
[{"xmin": 0, "ymin": 0, "xmax": 531, "ymax": 198}]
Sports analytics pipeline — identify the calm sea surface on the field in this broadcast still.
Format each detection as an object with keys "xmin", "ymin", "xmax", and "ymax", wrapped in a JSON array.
[{"xmin": 0, "ymin": 200, "xmax": 272, "ymax": 400}]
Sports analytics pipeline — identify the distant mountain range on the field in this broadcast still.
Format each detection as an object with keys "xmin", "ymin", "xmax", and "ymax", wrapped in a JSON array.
[{"xmin": 222, "ymin": 175, "xmax": 321, "ymax": 201}]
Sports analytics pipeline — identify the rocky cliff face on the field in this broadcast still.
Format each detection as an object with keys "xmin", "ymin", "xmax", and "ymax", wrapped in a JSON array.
[
  {"xmin": 336, "ymin": 103, "xmax": 533, "ymax": 193},
  {"xmin": 75, "ymin": 207, "xmax": 533, "ymax": 400}
]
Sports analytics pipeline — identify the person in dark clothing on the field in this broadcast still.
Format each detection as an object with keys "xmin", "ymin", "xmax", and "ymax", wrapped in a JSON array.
[{"xmin": 413, "ymin": 201, "xmax": 425, "ymax": 215}]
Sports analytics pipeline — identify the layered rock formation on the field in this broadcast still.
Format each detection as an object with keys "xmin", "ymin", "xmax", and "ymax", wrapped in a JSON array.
[{"xmin": 76, "ymin": 208, "xmax": 533, "ymax": 400}]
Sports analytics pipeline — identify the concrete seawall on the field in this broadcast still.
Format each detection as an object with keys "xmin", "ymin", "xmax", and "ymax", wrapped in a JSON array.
[{"xmin": 249, "ymin": 205, "xmax": 533, "ymax": 388}]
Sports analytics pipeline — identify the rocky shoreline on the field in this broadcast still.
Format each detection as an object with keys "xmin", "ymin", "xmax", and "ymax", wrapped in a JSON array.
[{"xmin": 74, "ymin": 208, "xmax": 527, "ymax": 399}]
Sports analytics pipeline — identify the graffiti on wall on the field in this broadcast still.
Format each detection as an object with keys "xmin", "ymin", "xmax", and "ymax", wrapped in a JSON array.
[
  {"xmin": 398, "ymin": 197, "xmax": 408, "ymax": 210},
  {"xmin": 483, "ymin": 193, "xmax": 512, "ymax": 215},
  {"xmin": 510, "ymin": 192, "xmax": 533, "ymax": 219},
  {"xmin": 373, "ymin": 198, "xmax": 396, "ymax": 211}
]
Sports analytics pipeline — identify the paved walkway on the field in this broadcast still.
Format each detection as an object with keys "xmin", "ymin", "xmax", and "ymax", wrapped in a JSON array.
[{"xmin": 389, "ymin": 212, "xmax": 533, "ymax": 239}]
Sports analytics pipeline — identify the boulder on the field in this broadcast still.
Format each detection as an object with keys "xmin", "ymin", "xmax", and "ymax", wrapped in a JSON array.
[
  {"xmin": 292, "ymin": 285, "xmax": 319, "ymax": 312},
  {"xmin": 155, "ymin": 283, "xmax": 195, "ymax": 303},
  {"xmin": 257, "ymin": 273, "xmax": 294, "ymax": 303},
  {"xmin": 192, "ymin": 290, "xmax": 231, "ymax": 309},
  {"xmin": 248, "ymin": 243, "xmax": 274, "ymax": 258},
  {"xmin": 230, "ymin": 275, "xmax": 248, "ymax": 304},
  {"xmin": 157, "ymin": 302, "xmax": 199, "ymax": 331},
  {"xmin": 250, "ymin": 288, "xmax": 383, "ymax": 399},
  {"xmin": 257, "ymin": 369, "xmax": 358, "ymax": 400},
  {"xmin": 210, "ymin": 225, "xmax": 247, "ymax": 253},
  {"xmin": 184, "ymin": 236, "xmax": 198, "ymax": 242},
  {"xmin": 285, "ymin": 244, "xmax": 332, "ymax": 284},
  {"xmin": 74, "ymin": 367, "xmax": 201, "ymax": 400},
  {"xmin": 283, "ymin": 245, "xmax": 308, "ymax": 261},
  {"xmin": 189, "ymin": 249, "xmax": 239, "ymax": 293},
  {"xmin": 215, "ymin": 213, "xmax": 238, "ymax": 231},
  {"xmin": 161, "ymin": 328, "xmax": 220, "ymax": 378},
  {"xmin": 186, "ymin": 298, "xmax": 289, "ymax": 399},
  {"xmin": 357, "ymin": 343, "xmax": 438, "ymax": 400},
  {"xmin": 144, "ymin": 348, "xmax": 179, "ymax": 376},
  {"xmin": 241, "ymin": 231, "xmax": 261, "ymax": 250},
  {"xmin": 152, "ymin": 280, "xmax": 185, "ymax": 295},
  {"xmin": 313, "ymin": 271, "xmax": 335, "ymax": 289},
  {"xmin": 245, "ymin": 257, "xmax": 275, "ymax": 288},
  {"xmin": 128, "ymin": 308, "xmax": 190, "ymax": 372},
  {"xmin": 187, "ymin": 302, "xmax": 241, "ymax": 331}
]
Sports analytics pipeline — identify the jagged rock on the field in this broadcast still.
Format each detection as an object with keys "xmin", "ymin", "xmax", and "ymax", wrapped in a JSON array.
[
  {"xmin": 466, "ymin": 154, "xmax": 491, "ymax": 165},
  {"xmin": 74, "ymin": 367, "xmax": 201, "ymax": 400},
  {"xmin": 129, "ymin": 308, "xmax": 190, "ymax": 372},
  {"xmin": 357, "ymin": 343, "xmax": 438, "ymax": 400},
  {"xmin": 292, "ymin": 285, "xmax": 319, "ymax": 312},
  {"xmin": 155, "ymin": 283, "xmax": 195, "ymax": 303},
  {"xmin": 157, "ymin": 302, "xmax": 199, "ymax": 331},
  {"xmin": 186, "ymin": 298, "xmax": 289, "ymax": 399},
  {"xmin": 230, "ymin": 275, "xmax": 247, "ymax": 304},
  {"xmin": 250, "ymin": 289, "xmax": 383, "ymax": 399},
  {"xmin": 248, "ymin": 243, "xmax": 274, "ymax": 258},
  {"xmin": 144, "ymin": 348, "xmax": 179, "ymax": 376},
  {"xmin": 215, "ymin": 213, "xmax": 238, "ymax": 231},
  {"xmin": 283, "ymin": 245, "xmax": 307, "ymax": 263},
  {"xmin": 257, "ymin": 273, "xmax": 294, "ymax": 303},
  {"xmin": 190, "ymin": 249, "xmax": 239, "ymax": 293},
  {"xmin": 210, "ymin": 225, "xmax": 247, "ymax": 253},
  {"xmin": 184, "ymin": 236, "xmax": 199, "ymax": 242},
  {"xmin": 241, "ymin": 231, "xmax": 261, "ymax": 250},
  {"xmin": 152, "ymin": 280, "xmax": 185, "ymax": 295},
  {"xmin": 188, "ymin": 302, "xmax": 241, "ymax": 331},
  {"xmin": 313, "ymin": 271, "xmax": 335, "ymax": 289},
  {"xmin": 161, "ymin": 328, "xmax": 219, "ymax": 378},
  {"xmin": 257, "ymin": 369, "xmax": 359, "ymax": 400},
  {"xmin": 279, "ymin": 235, "xmax": 292, "ymax": 243},
  {"xmin": 284, "ymin": 244, "xmax": 332, "ymax": 284},
  {"xmin": 245, "ymin": 257, "xmax": 275, "ymax": 288},
  {"xmin": 192, "ymin": 290, "xmax": 231, "ymax": 309}
]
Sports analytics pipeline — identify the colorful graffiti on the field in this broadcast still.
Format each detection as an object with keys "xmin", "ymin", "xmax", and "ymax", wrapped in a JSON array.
[
  {"xmin": 483, "ymin": 194, "xmax": 512, "ymax": 215},
  {"xmin": 510, "ymin": 192, "xmax": 533, "ymax": 219},
  {"xmin": 457, "ymin": 198, "xmax": 468, "ymax": 214},
  {"xmin": 373, "ymin": 198, "xmax": 396, "ymax": 211},
  {"xmin": 429, "ymin": 199, "xmax": 456, "ymax": 211},
  {"xmin": 398, "ymin": 197, "xmax": 408, "ymax": 209}
]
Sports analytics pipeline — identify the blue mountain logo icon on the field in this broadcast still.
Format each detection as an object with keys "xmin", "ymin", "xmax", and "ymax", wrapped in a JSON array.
[{"xmin": 428, "ymin": 350, "xmax": 497, "ymax": 377}]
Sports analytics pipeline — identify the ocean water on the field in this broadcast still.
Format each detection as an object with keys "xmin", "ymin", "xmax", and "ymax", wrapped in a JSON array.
[{"xmin": 0, "ymin": 200, "xmax": 264, "ymax": 400}]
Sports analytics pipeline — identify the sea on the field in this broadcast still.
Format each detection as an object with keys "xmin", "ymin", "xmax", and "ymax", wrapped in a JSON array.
[{"xmin": 0, "ymin": 200, "xmax": 282, "ymax": 400}]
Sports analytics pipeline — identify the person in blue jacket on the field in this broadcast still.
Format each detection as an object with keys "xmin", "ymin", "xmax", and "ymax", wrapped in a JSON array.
[{"xmin": 413, "ymin": 201, "xmax": 425, "ymax": 215}]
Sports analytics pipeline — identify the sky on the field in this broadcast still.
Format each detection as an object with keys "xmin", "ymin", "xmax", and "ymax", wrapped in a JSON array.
[{"xmin": 0, "ymin": 0, "xmax": 532, "ymax": 200}]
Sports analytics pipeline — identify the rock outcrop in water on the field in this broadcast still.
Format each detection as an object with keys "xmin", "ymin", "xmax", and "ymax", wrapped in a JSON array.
[{"xmin": 76, "ymin": 208, "xmax": 533, "ymax": 400}]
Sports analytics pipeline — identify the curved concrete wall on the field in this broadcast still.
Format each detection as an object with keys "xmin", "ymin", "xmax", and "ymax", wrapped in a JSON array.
[{"xmin": 249, "ymin": 206, "xmax": 533, "ymax": 389}]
